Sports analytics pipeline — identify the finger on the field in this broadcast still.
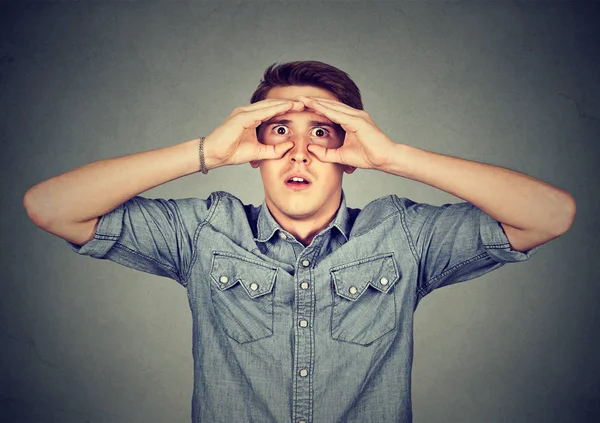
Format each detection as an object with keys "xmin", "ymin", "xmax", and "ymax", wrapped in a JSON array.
[
  {"xmin": 257, "ymin": 140, "xmax": 295, "ymax": 160},
  {"xmin": 235, "ymin": 102, "xmax": 297, "ymax": 129},
  {"xmin": 307, "ymin": 144, "xmax": 344, "ymax": 164},
  {"xmin": 234, "ymin": 99, "xmax": 292, "ymax": 114},
  {"xmin": 279, "ymin": 100, "xmax": 305, "ymax": 113},
  {"xmin": 230, "ymin": 100, "xmax": 296, "ymax": 119},
  {"xmin": 302, "ymin": 100, "xmax": 364, "ymax": 133},
  {"xmin": 300, "ymin": 96, "xmax": 363, "ymax": 117}
]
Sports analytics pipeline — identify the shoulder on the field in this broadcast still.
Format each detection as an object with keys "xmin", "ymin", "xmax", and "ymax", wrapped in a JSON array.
[
  {"xmin": 353, "ymin": 195, "xmax": 473, "ymax": 235},
  {"xmin": 358, "ymin": 194, "xmax": 435, "ymax": 220},
  {"xmin": 195, "ymin": 191, "xmax": 261, "ymax": 226},
  {"xmin": 349, "ymin": 195, "xmax": 409, "ymax": 236},
  {"xmin": 123, "ymin": 191, "xmax": 259, "ymax": 224}
]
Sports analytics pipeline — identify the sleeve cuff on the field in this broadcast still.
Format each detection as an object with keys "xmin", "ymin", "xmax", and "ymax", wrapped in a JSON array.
[
  {"xmin": 66, "ymin": 204, "xmax": 126, "ymax": 258},
  {"xmin": 479, "ymin": 210, "xmax": 540, "ymax": 263}
]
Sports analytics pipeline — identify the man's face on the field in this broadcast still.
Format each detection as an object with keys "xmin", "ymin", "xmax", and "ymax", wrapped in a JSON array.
[{"xmin": 250, "ymin": 85, "xmax": 354, "ymax": 225}]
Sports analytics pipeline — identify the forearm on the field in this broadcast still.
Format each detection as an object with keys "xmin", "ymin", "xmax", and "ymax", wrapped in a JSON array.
[
  {"xmin": 24, "ymin": 138, "xmax": 200, "ymax": 228},
  {"xmin": 380, "ymin": 143, "xmax": 576, "ymax": 235}
]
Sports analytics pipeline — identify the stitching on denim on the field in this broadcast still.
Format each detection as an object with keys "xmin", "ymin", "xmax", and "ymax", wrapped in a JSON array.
[
  {"xmin": 330, "ymin": 252, "xmax": 395, "ymax": 272},
  {"xmin": 483, "ymin": 242, "xmax": 510, "ymax": 249},
  {"xmin": 417, "ymin": 285, "xmax": 428, "ymax": 299},
  {"xmin": 93, "ymin": 233, "xmax": 119, "ymax": 241},
  {"xmin": 330, "ymin": 253, "xmax": 399, "ymax": 300},
  {"xmin": 308, "ymin": 263, "xmax": 315, "ymax": 423},
  {"xmin": 352, "ymin": 210, "xmax": 397, "ymax": 238},
  {"xmin": 351, "ymin": 195, "xmax": 398, "ymax": 237},
  {"xmin": 113, "ymin": 241, "xmax": 177, "ymax": 274},
  {"xmin": 182, "ymin": 192, "xmax": 222, "ymax": 286},
  {"xmin": 207, "ymin": 276, "xmax": 274, "ymax": 344},
  {"xmin": 390, "ymin": 195, "xmax": 420, "ymax": 266},
  {"xmin": 212, "ymin": 250, "xmax": 279, "ymax": 270},
  {"xmin": 425, "ymin": 251, "xmax": 489, "ymax": 289},
  {"xmin": 204, "ymin": 191, "xmax": 221, "ymax": 224}
]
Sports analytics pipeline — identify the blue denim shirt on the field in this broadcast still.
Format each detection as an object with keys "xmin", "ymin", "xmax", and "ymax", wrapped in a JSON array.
[{"xmin": 68, "ymin": 190, "xmax": 538, "ymax": 423}]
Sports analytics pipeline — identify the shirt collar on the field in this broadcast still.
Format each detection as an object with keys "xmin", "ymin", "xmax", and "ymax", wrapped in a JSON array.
[{"xmin": 254, "ymin": 190, "xmax": 351, "ymax": 243}]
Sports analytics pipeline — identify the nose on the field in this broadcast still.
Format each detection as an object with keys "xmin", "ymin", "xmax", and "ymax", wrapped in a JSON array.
[{"xmin": 288, "ymin": 135, "xmax": 311, "ymax": 164}]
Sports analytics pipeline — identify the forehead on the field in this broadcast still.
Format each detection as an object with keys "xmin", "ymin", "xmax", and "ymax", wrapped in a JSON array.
[
  {"xmin": 265, "ymin": 85, "xmax": 339, "ymax": 102},
  {"xmin": 262, "ymin": 85, "xmax": 340, "ymax": 128}
]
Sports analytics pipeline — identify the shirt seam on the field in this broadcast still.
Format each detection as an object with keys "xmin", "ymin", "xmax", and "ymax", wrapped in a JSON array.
[
  {"xmin": 111, "ymin": 241, "xmax": 178, "ymax": 275},
  {"xmin": 417, "ymin": 209, "xmax": 513, "ymax": 296},
  {"xmin": 419, "ymin": 251, "xmax": 489, "ymax": 297},
  {"xmin": 390, "ymin": 195, "xmax": 421, "ymax": 267},
  {"xmin": 352, "ymin": 211, "xmax": 398, "ymax": 238},
  {"xmin": 93, "ymin": 233, "xmax": 119, "ymax": 241},
  {"xmin": 181, "ymin": 191, "xmax": 221, "ymax": 286}
]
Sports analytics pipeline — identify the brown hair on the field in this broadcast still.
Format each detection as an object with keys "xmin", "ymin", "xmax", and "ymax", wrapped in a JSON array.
[{"xmin": 250, "ymin": 61, "xmax": 363, "ymax": 110}]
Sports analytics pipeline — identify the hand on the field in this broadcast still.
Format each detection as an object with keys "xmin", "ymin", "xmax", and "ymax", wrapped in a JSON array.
[
  {"xmin": 298, "ymin": 96, "xmax": 397, "ymax": 170},
  {"xmin": 204, "ymin": 99, "xmax": 305, "ymax": 169}
]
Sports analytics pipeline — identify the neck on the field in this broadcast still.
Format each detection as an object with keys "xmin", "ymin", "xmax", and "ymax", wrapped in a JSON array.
[
  {"xmin": 267, "ymin": 194, "xmax": 342, "ymax": 247},
  {"xmin": 286, "ymin": 220, "xmax": 330, "ymax": 247}
]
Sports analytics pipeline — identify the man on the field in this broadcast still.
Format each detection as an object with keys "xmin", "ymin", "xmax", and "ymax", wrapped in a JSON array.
[{"xmin": 23, "ymin": 61, "xmax": 576, "ymax": 422}]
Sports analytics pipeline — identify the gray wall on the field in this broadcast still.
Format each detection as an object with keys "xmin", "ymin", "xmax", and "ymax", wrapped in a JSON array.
[{"xmin": 2, "ymin": 1, "xmax": 599, "ymax": 422}]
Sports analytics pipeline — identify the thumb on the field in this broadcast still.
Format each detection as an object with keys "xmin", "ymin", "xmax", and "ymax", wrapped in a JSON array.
[
  {"xmin": 307, "ymin": 144, "xmax": 339, "ymax": 163},
  {"xmin": 258, "ymin": 141, "xmax": 295, "ymax": 160}
]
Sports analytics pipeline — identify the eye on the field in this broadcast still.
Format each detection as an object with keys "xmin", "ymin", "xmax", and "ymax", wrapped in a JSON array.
[
  {"xmin": 272, "ymin": 125, "xmax": 290, "ymax": 136},
  {"xmin": 310, "ymin": 127, "xmax": 329, "ymax": 138}
]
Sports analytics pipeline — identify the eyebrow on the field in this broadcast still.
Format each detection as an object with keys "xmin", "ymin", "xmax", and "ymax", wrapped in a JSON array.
[{"xmin": 263, "ymin": 118, "xmax": 336, "ymax": 129}]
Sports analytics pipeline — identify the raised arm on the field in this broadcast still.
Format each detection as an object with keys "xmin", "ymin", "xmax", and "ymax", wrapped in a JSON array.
[
  {"xmin": 23, "ymin": 100, "xmax": 303, "ymax": 245},
  {"xmin": 298, "ymin": 95, "xmax": 576, "ymax": 252}
]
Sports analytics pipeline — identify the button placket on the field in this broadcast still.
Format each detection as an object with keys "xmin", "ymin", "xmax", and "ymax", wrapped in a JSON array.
[{"xmin": 294, "ymin": 254, "xmax": 314, "ymax": 423}]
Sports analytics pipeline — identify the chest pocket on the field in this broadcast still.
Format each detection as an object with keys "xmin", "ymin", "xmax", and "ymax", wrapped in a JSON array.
[
  {"xmin": 209, "ymin": 251, "xmax": 278, "ymax": 344},
  {"xmin": 330, "ymin": 253, "xmax": 400, "ymax": 346}
]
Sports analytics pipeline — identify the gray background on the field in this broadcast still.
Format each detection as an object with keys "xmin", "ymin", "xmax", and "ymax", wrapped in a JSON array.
[{"xmin": 2, "ymin": 1, "xmax": 599, "ymax": 422}]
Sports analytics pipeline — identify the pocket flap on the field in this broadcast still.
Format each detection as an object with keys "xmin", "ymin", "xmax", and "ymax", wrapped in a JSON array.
[
  {"xmin": 330, "ymin": 253, "xmax": 399, "ymax": 301},
  {"xmin": 210, "ymin": 251, "xmax": 278, "ymax": 299}
]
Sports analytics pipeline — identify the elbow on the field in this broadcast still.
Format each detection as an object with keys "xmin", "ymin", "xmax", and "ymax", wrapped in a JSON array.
[
  {"xmin": 554, "ymin": 192, "xmax": 577, "ymax": 236},
  {"xmin": 23, "ymin": 186, "xmax": 51, "ymax": 229}
]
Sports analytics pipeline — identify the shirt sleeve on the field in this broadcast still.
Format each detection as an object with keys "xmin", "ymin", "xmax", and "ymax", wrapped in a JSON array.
[
  {"xmin": 401, "ymin": 199, "xmax": 540, "ymax": 298},
  {"xmin": 66, "ymin": 195, "xmax": 210, "ymax": 286}
]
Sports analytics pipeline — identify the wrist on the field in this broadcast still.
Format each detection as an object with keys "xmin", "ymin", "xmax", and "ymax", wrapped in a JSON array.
[
  {"xmin": 199, "ymin": 135, "xmax": 230, "ymax": 171},
  {"xmin": 377, "ymin": 143, "xmax": 413, "ymax": 177}
]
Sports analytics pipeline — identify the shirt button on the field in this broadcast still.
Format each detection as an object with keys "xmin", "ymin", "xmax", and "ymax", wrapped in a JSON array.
[
  {"xmin": 300, "ymin": 282, "xmax": 309, "ymax": 290},
  {"xmin": 299, "ymin": 369, "xmax": 308, "ymax": 377},
  {"xmin": 349, "ymin": 286, "xmax": 358, "ymax": 295},
  {"xmin": 249, "ymin": 283, "xmax": 259, "ymax": 291},
  {"xmin": 279, "ymin": 232, "xmax": 287, "ymax": 239},
  {"xmin": 301, "ymin": 259, "xmax": 310, "ymax": 267},
  {"xmin": 219, "ymin": 275, "xmax": 229, "ymax": 284},
  {"xmin": 299, "ymin": 320, "xmax": 308, "ymax": 328},
  {"xmin": 380, "ymin": 277, "xmax": 389, "ymax": 286}
]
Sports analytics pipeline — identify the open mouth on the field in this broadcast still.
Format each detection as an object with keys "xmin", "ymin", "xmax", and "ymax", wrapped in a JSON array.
[{"xmin": 285, "ymin": 176, "xmax": 311, "ymax": 190}]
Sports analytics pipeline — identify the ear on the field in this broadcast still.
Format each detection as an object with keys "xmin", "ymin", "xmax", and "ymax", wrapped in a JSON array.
[{"xmin": 343, "ymin": 165, "xmax": 357, "ymax": 175}]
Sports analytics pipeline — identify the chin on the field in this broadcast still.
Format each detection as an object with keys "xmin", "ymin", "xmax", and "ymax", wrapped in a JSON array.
[{"xmin": 280, "ymin": 204, "xmax": 317, "ymax": 219}]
